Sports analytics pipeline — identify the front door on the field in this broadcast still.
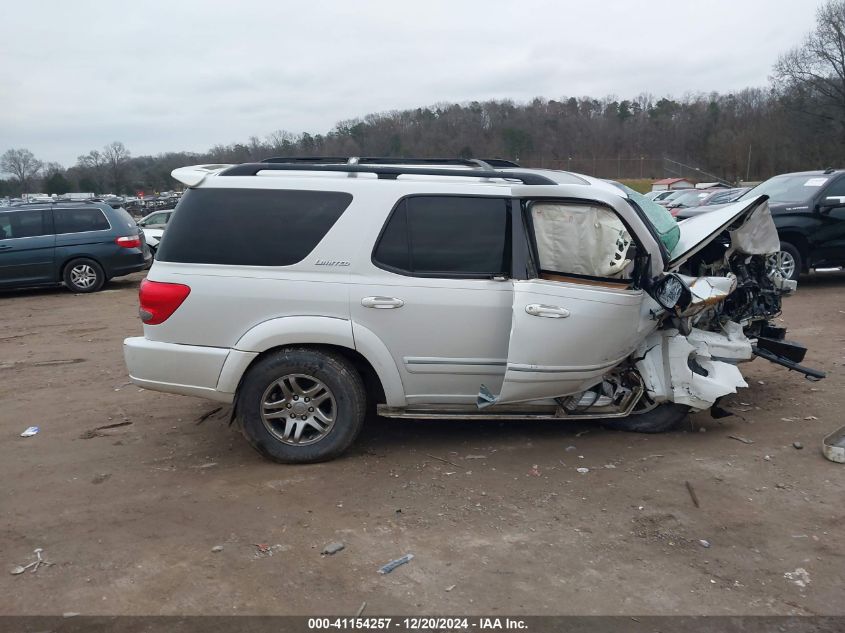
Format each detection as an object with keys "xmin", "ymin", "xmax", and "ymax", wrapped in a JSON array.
[
  {"xmin": 0, "ymin": 209, "xmax": 56, "ymax": 288},
  {"xmin": 490, "ymin": 200, "xmax": 653, "ymax": 405},
  {"xmin": 813, "ymin": 177, "xmax": 845, "ymax": 266},
  {"xmin": 493, "ymin": 279, "xmax": 647, "ymax": 404}
]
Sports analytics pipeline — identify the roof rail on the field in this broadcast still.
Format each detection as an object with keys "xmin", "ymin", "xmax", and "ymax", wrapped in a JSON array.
[
  {"xmin": 261, "ymin": 156, "xmax": 523, "ymax": 169},
  {"xmin": 219, "ymin": 163, "xmax": 557, "ymax": 185}
]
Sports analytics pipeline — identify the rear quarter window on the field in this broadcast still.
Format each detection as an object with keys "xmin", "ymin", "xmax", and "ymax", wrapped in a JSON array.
[
  {"xmin": 54, "ymin": 208, "xmax": 111, "ymax": 234},
  {"xmin": 156, "ymin": 188, "xmax": 352, "ymax": 266}
]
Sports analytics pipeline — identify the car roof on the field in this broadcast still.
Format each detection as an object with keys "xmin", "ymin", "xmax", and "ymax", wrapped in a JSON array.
[
  {"xmin": 1, "ymin": 200, "xmax": 113, "ymax": 213},
  {"xmin": 775, "ymin": 169, "xmax": 845, "ymax": 177}
]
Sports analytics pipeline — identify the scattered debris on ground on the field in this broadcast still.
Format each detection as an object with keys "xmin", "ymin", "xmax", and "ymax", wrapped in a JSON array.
[
  {"xmin": 378, "ymin": 554, "xmax": 414, "ymax": 575},
  {"xmin": 321, "ymin": 542, "xmax": 345, "ymax": 556}
]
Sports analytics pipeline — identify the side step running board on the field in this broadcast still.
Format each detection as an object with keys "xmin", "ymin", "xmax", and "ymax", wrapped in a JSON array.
[
  {"xmin": 377, "ymin": 385, "xmax": 643, "ymax": 421},
  {"xmin": 752, "ymin": 346, "xmax": 826, "ymax": 381}
]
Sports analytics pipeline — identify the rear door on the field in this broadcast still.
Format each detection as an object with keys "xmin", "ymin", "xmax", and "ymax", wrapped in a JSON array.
[
  {"xmin": 350, "ymin": 195, "xmax": 514, "ymax": 405},
  {"xmin": 0, "ymin": 209, "xmax": 56, "ymax": 287},
  {"xmin": 490, "ymin": 200, "xmax": 652, "ymax": 405}
]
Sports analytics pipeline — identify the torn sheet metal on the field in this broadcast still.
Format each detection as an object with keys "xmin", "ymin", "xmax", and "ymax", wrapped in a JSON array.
[
  {"xmin": 685, "ymin": 274, "xmax": 736, "ymax": 307},
  {"xmin": 687, "ymin": 321, "xmax": 753, "ymax": 363},
  {"xmin": 770, "ymin": 270, "xmax": 798, "ymax": 294},
  {"xmin": 635, "ymin": 329, "xmax": 749, "ymax": 411},
  {"xmin": 728, "ymin": 201, "xmax": 780, "ymax": 255}
]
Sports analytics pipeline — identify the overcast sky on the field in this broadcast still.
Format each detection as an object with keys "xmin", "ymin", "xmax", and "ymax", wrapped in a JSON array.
[{"xmin": 0, "ymin": 0, "xmax": 818, "ymax": 167}]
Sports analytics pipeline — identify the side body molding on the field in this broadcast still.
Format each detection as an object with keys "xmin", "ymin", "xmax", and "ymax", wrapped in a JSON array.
[
  {"xmin": 217, "ymin": 315, "xmax": 406, "ymax": 407},
  {"xmin": 234, "ymin": 316, "xmax": 354, "ymax": 353}
]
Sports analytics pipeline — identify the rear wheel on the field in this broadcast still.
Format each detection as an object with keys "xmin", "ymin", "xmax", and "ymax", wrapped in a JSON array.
[
  {"xmin": 767, "ymin": 241, "xmax": 801, "ymax": 282},
  {"xmin": 63, "ymin": 258, "xmax": 105, "ymax": 293},
  {"xmin": 602, "ymin": 402, "xmax": 689, "ymax": 433},
  {"xmin": 236, "ymin": 348, "xmax": 366, "ymax": 463}
]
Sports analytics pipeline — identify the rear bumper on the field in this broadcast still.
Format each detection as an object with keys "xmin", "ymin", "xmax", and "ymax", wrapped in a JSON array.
[
  {"xmin": 105, "ymin": 250, "xmax": 151, "ymax": 278},
  {"xmin": 123, "ymin": 337, "xmax": 257, "ymax": 403}
]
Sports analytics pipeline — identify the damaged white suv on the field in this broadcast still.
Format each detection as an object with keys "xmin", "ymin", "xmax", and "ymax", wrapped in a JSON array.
[{"xmin": 123, "ymin": 157, "xmax": 824, "ymax": 463}]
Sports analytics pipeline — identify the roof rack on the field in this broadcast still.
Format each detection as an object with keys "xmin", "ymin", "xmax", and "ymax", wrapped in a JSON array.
[
  {"xmin": 261, "ymin": 156, "xmax": 522, "ymax": 168},
  {"xmin": 219, "ymin": 162, "xmax": 556, "ymax": 185}
]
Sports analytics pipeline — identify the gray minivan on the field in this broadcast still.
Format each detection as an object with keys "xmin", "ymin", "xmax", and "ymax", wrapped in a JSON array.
[{"xmin": 0, "ymin": 201, "xmax": 151, "ymax": 293}]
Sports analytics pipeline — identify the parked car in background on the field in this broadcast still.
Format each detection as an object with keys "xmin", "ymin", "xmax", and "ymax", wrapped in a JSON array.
[
  {"xmin": 733, "ymin": 169, "xmax": 845, "ymax": 281},
  {"xmin": 666, "ymin": 187, "xmax": 751, "ymax": 216},
  {"xmin": 0, "ymin": 201, "xmax": 150, "ymax": 292},
  {"xmin": 654, "ymin": 190, "xmax": 688, "ymax": 207},
  {"xmin": 673, "ymin": 188, "xmax": 752, "ymax": 220},
  {"xmin": 137, "ymin": 209, "xmax": 174, "ymax": 254},
  {"xmin": 664, "ymin": 189, "xmax": 718, "ymax": 214},
  {"xmin": 648, "ymin": 190, "xmax": 681, "ymax": 203}
]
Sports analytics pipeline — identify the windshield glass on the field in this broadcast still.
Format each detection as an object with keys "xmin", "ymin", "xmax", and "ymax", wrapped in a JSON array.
[
  {"xmin": 606, "ymin": 182, "xmax": 680, "ymax": 253},
  {"xmin": 739, "ymin": 174, "xmax": 827, "ymax": 204}
]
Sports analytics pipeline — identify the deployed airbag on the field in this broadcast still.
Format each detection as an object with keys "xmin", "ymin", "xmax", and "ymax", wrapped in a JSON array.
[{"xmin": 531, "ymin": 203, "xmax": 632, "ymax": 278}]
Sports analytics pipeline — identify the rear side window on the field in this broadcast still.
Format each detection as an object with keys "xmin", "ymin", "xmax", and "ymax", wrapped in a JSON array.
[
  {"xmin": 0, "ymin": 210, "xmax": 51, "ymax": 239},
  {"xmin": 54, "ymin": 208, "xmax": 110, "ymax": 234},
  {"xmin": 156, "ymin": 188, "xmax": 352, "ymax": 266},
  {"xmin": 373, "ymin": 196, "xmax": 509, "ymax": 277}
]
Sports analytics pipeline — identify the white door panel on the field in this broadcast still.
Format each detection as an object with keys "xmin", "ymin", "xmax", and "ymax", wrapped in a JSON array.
[
  {"xmin": 351, "ymin": 275, "xmax": 513, "ymax": 403},
  {"xmin": 492, "ymin": 279, "xmax": 646, "ymax": 405}
]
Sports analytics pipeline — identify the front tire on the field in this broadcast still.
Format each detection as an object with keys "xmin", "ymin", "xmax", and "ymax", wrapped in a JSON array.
[
  {"xmin": 63, "ymin": 258, "xmax": 105, "ymax": 293},
  {"xmin": 236, "ymin": 348, "xmax": 366, "ymax": 463},
  {"xmin": 768, "ymin": 241, "xmax": 801, "ymax": 282},
  {"xmin": 602, "ymin": 403, "xmax": 689, "ymax": 433}
]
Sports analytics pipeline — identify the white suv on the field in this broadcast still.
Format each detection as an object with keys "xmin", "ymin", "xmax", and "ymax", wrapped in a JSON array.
[{"xmin": 123, "ymin": 158, "xmax": 820, "ymax": 463}]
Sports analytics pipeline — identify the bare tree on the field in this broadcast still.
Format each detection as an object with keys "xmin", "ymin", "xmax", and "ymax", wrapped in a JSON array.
[
  {"xmin": 0, "ymin": 148, "xmax": 43, "ymax": 190},
  {"xmin": 773, "ymin": 0, "xmax": 845, "ymax": 138},
  {"xmin": 43, "ymin": 161, "xmax": 65, "ymax": 177},
  {"xmin": 77, "ymin": 149, "xmax": 106, "ymax": 192},
  {"xmin": 102, "ymin": 141, "xmax": 131, "ymax": 193}
]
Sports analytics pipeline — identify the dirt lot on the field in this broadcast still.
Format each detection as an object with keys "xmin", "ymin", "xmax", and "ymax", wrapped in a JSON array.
[{"xmin": 1, "ymin": 272, "xmax": 843, "ymax": 616}]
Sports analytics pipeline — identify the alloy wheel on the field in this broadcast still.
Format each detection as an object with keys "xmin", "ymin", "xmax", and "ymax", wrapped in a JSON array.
[
  {"xmin": 70, "ymin": 264, "xmax": 97, "ymax": 289},
  {"xmin": 260, "ymin": 374, "xmax": 336, "ymax": 446},
  {"xmin": 767, "ymin": 250, "xmax": 796, "ymax": 280}
]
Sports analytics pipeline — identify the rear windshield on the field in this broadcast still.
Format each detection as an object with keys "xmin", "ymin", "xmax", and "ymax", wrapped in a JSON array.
[{"xmin": 156, "ymin": 188, "xmax": 352, "ymax": 266}]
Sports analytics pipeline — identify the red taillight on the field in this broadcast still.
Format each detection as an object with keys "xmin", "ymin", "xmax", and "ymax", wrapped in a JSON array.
[
  {"xmin": 116, "ymin": 235, "xmax": 142, "ymax": 248},
  {"xmin": 670, "ymin": 208, "xmax": 680, "ymax": 217},
  {"xmin": 139, "ymin": 279, "xmax": 190, "ymax": 325}
]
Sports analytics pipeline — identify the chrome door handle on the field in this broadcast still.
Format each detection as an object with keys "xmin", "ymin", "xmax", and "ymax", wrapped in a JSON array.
[
  {"xmin": 525, "ymin": 304, "xmax": 570, "ymax": 318},
  {"xmin": 361, "ymin": 296, "xmax": 404, "ymax": 309}
]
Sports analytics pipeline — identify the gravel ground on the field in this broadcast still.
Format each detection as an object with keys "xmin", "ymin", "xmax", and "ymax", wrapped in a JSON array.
[{"xmin": 1, "ymin": 271, "xmax": 843, "ymax": 615}]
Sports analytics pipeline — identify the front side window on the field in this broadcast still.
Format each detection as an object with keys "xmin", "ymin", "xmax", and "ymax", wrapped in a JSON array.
[
  {"xmin": 821, "ymin": 177, "xmax": 845, "ymax": 199},
  {"xmin": 373, "ymin": 196, "xmax": 509, "ymax": 277},
  {"xmin": 54, "ymin": 208, "xmax": 110, "ymax": 234},
  {"xmin": 0, "ymin": 210, "xmax": 51, "ymax": 239},
  {"xmin": 156, "ymin": 188, "xmax": 352, "ymax": 266},
  {"xmin": 528, "ymin": 202, "xmax": 634, "ymax": 280}
]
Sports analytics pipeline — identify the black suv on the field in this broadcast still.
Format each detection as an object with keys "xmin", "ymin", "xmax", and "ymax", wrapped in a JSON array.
[
  {"xmin": 0, "ymin": 201, "xmax": 151, "ymax": 293},
  {"xmin": 737, "ymin": 169, "xmax": 845, "ymax": 281}
]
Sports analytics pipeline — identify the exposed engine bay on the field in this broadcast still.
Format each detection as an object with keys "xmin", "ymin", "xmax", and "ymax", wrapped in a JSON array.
[{"xmin": 564, "ymin": 200, "xmax": 825, "ymax": 417}]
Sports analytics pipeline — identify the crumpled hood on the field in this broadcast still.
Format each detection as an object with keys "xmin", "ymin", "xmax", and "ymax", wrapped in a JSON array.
[{"xmin": 668, "ymin": 195, "xmax": 772, "ymax": 269}]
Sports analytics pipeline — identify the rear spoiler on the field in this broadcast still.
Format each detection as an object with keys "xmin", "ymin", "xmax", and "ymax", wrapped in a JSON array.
[{"xmin": 171, "ymin": 165, "xmax": 233, "ymax": 187}]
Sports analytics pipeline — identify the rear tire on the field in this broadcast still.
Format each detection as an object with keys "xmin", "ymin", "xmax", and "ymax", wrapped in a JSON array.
[
  {"xmin": 63, "ymin": 258, "xmax": 105, "ymax": 293},
  {"xmin": 602, "ymin": 403, "xmax": 689, "ymax": 433},
  {"xmin": 236, "ymin": 347, "xmax": 366, "ymax": 463}
]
